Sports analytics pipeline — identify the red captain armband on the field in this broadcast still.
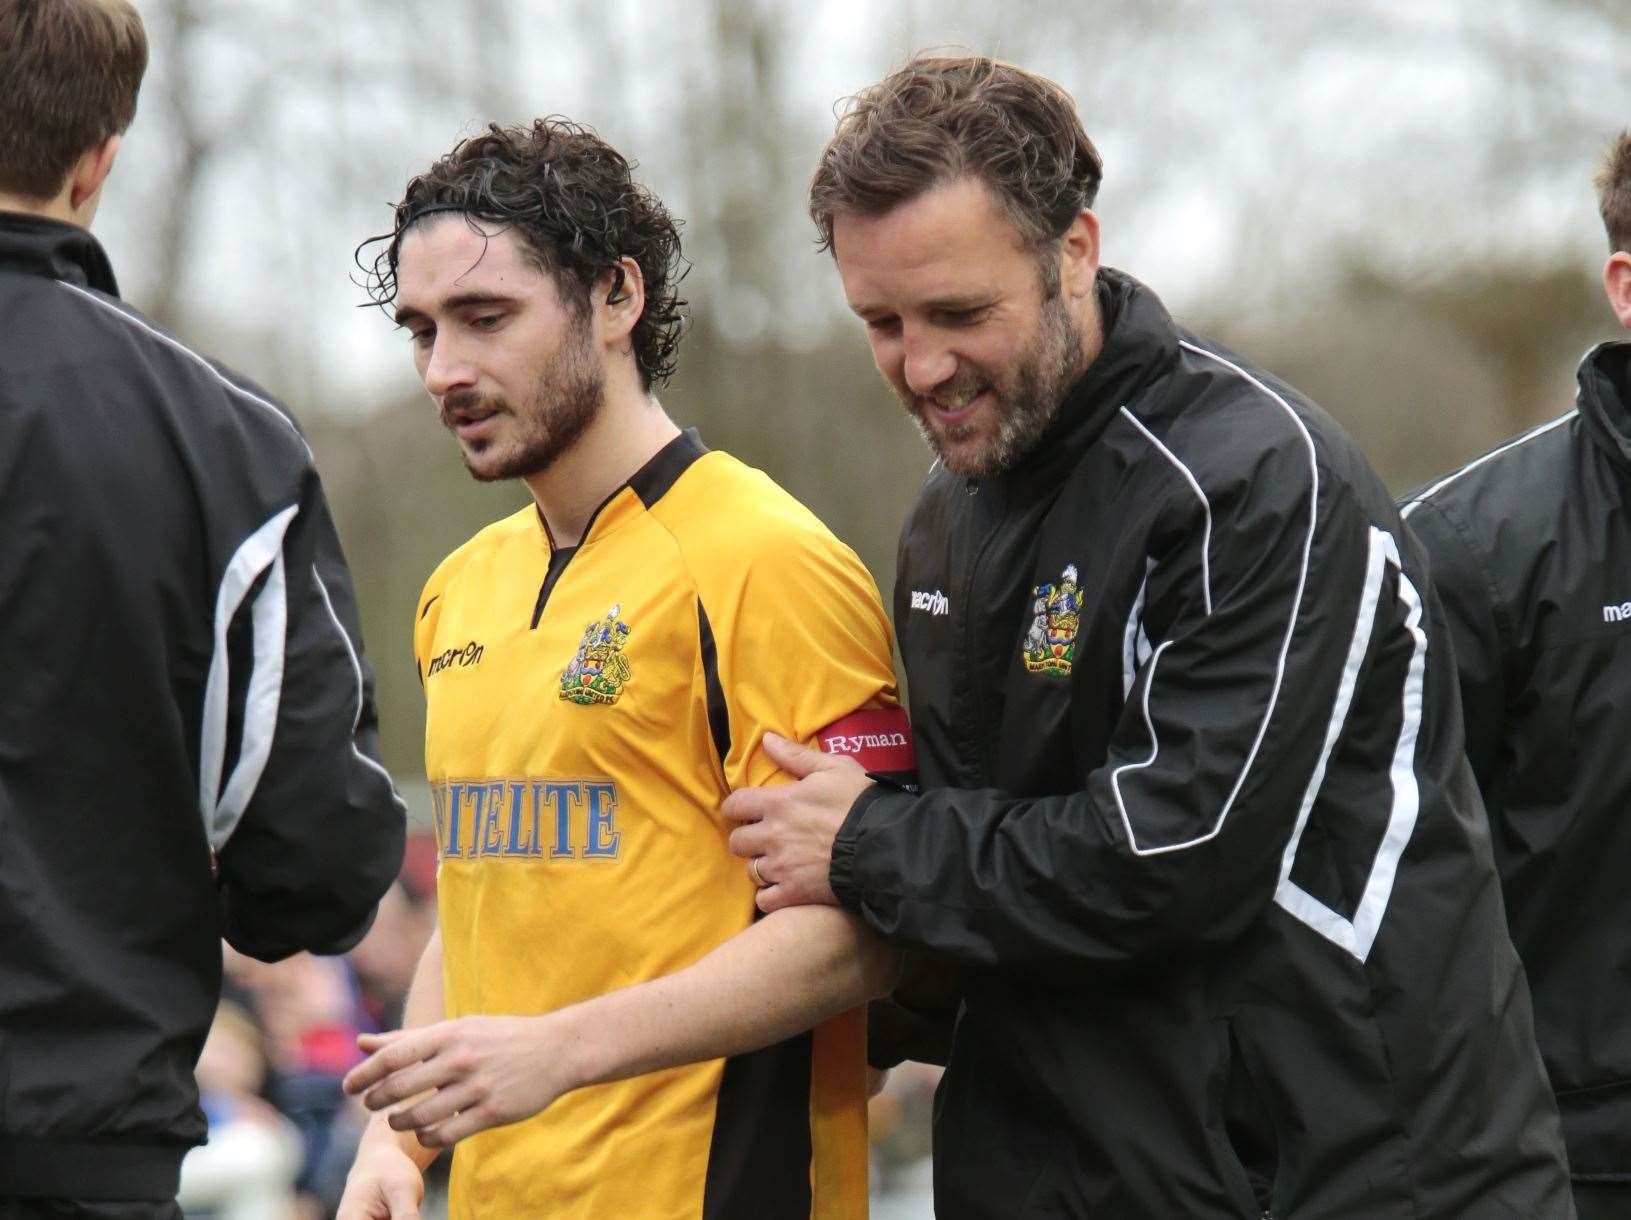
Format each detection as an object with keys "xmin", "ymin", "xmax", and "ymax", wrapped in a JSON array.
[{"xmin": 817, "ymin": 706, "xmax": 919, "ymax": 792}]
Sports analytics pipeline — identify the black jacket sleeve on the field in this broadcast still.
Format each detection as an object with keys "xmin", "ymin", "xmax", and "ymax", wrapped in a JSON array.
[
  {"xmin": 832, "ymin": 441, "xmax": 1377, "ymax": 972},
  {"xmin": 867, "ymin": 949, "xmax": 961, "ymax": 1068},
  {"xmin": 212, "ymin": 468, "xmax": 406, "ymax": 960},
  {"xmin": 1399, "ymin": 498, "xmax": 1508, "ymax": 788}
]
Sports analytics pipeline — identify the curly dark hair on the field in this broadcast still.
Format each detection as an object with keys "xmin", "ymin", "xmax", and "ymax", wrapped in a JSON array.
[
  {"xmin": 809, "ymin": 55, "xmax": 1102, "ymax": 281},
  {"xmin": 359, "ymin": 118, "xmax": 687, "ymax": 390}
]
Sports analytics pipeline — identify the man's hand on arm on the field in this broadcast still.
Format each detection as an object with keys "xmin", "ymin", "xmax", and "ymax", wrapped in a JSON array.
[
  {"xmin": 722, "ymin": 732, "xmax": 874, "ymax": 913},
  {"xmin": 342, "ymin": 904, "xmax": 899, "ymax": 1148}
]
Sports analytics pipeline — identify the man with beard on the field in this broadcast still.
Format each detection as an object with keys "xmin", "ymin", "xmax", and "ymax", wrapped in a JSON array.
[
  {"xmin": 1400, "ymin": 131, "xmax": 1631, "ymax": 1220},
  {"xmin": 337, "ymin": 120, "xmax": 904, "ymax": 1220},
  {"xmin": 722, "ymin": 56, "xmax": 1574, "ymax": 1217}
]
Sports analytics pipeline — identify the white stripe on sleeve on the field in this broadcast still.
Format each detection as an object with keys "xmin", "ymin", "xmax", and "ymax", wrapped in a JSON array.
[
  {"xmin": 199, "ymin": 505, "xmax": 299, "ymax": 847},
  {"xmin": 1109, "ymin": 341, "xmax": 1318, "ymax": 857},
  {"xmin": 1274, "ymin": 528, "xmax": 1427, "ymax": 962},
  {"xmin": 312, "ymin": 565, "xmax": 408, "ymax": 815},
  {"xmin": 213, "ymin": 548, "xmax": 290, "ymax": 842}
]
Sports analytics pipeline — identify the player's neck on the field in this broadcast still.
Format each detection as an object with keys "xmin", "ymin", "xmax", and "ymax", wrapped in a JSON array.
[
  {"xmin": 0, "ymin": 190, "xmax": 82, "ymax": 226},
  {"xmin": 526, "ymin": 380, "xmax": 681, "ymax": 549}
]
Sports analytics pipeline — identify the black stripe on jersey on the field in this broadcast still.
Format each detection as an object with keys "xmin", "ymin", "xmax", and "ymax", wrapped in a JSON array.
[
  {"xmin": 701, "ymin": 1032, "xmax": 814, "ymax": 1220},
  {"xmin": 527, "ymin": 430, "xmax": 707, "ymax": 630},
  {"xmin": 630, "ymin": 428, "xmax": 708, "ymax": 507},
  {"xmin": 697, "ymin": 600, "xmax": 731, "ymax": 769},
  {"xmin": 419, "ymin": 595, "xmax": 439, "ymax": 621},
  {"xmin": 531, "ymin": 545, "xmax": 577, "ymax": 628}
]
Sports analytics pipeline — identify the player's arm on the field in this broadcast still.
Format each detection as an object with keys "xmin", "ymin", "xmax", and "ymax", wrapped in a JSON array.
[
  {"xmin": 215, "ymin": 471, "xmax": 405, "ymax": 961},
  {"xmin": 337, "ymin": 929, "xmax": 444, "ymax": 1220},
  {"xmin": 343, "ymin": 905, "xmax": 899, "ymax": 1147},
  {"xmin": 1399, "ymin": 498, "xmax": 1510, "ymax": 787}
]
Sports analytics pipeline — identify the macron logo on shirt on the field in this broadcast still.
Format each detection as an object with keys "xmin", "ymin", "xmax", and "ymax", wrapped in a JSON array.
[
  {"xmin": 1605, "ymin": 602, "xmax": 1631, "ymax": 624},
  {"xmin": 910, "ymin": 589, "xmax": 950, "ymax": 617},
  {"xmin": 427, "ymin": 639, "xmax": 485, "ymax": 676}
]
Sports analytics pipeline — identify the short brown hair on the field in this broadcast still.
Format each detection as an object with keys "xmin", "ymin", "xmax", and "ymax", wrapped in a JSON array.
[
  {"xmin": 809, "ymin": 55, "xmax": 1102, "ymax": 260},
  {"xmin": 0, "ymin": 0, "xmax": 148, "ymax": 200},
  {"xmin": 1597, "ymin": 130, "xmax": 1631, "ymax": 254}
]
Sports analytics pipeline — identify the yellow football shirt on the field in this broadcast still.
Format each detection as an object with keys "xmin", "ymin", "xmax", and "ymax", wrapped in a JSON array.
[{"xmin": 415, "ymin": 430, "xmax": 896, "ymax": 1219}]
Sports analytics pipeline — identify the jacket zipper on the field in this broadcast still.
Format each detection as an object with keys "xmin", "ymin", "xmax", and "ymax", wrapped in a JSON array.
[{"xmin": 957, "ymin": 479, "xmax": 1006, "ymax": 785}]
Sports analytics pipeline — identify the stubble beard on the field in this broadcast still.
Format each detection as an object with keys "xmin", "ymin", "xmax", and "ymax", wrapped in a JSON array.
[
  {"xmin": 447, "ymin": 318, "xmax": 606, "ymax": 483},
  {"xmin": 904, "ymin": 290, "xmax": 1084, "ymax": 480}
]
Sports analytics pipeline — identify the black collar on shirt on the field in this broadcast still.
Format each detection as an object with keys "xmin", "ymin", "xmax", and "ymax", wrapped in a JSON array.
[
  {"xmin": 533, "ymin": 426, "xmax": 710, "ymax": 538},
  {"xmin": 529, "ymin": 428, "xmax": 709, "ymax": 627},
  {"xmin": 1577, "ymin": 338, "xmax": 1631, "ymax": 475},
  {"xmin": 990, "ymin": 266, "xmax": 1181, "ymax": 494},
  {"xmin": 629, "ymin": 427, "xmax": 709, "ymax": 507},
  {"xmin": 0, "ymin": 211, "xmax": 120, "ymax": 296}
]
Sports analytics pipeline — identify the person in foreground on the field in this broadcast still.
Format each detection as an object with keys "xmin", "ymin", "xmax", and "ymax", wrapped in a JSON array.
[
  {"xmin": 337, "ymin": 120, "xmax": 903, "ymax": 1220},
  {"xmin": 0, "ymin": 1, "xmax": 405, "ymax": 1215},
  {"xmin": 1399, "ymin": 131, "xmax": 1631, "ymax": 1220},
  {"xmin": 722, "ymin": 56, "xmax": 1575, "ymax": 1218}
]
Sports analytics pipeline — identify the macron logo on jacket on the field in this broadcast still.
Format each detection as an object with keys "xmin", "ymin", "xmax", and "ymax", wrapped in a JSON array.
[
  {"xmin": 910, "ymin": 589, "xmax": 950, "ymax": 617},
  {"xmin": 1605, "ymin": 601, "xmax": 1631, "ymax": 623}
]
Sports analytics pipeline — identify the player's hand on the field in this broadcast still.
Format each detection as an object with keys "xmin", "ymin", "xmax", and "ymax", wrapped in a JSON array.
[
  {"xmin": 343, "ymin": 1015, "xmax": 573, "ymax": 1147},
  {"xmin": 336, "ymin": 1137, "xmax": 425, "ymax": 1220},
  {"xmin": 723, "ymin": 732, "xmax": 873, "ymax": 913}
]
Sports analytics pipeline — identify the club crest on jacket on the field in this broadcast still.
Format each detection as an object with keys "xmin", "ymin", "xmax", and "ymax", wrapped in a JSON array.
[
  {"xmin": 561, "ymin": 604, "xmax": 632, "ymax": 705},
  {"xmin": 1023, "ymin": 564, "xmax": 1080, "ymax": 676}
]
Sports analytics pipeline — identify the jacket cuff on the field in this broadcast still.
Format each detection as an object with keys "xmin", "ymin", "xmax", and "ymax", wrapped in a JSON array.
[{"xmin": 830, "ymin": 784, "xmax": 912, "ymax": 913}]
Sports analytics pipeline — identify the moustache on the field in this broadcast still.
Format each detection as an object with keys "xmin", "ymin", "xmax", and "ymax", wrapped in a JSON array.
[
  {"xmin": 907, "ymin": 370, "xmax": 989, "ymax": 415},
  {"xmin": 440, "ymin": 390, "xmax": 508, "ymax": 428}
]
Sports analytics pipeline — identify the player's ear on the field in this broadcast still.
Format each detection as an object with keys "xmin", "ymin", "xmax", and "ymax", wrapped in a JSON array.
[
  {"xmin": 67, "ymin": 134, "xmax": 121, "ymax": 223},
  {"xmin": 600, "ymin": 256, "xmax": 645, "ymax": 347},
  {"xmin": 1604, "ymin": 251, "xmax": 1631, "ymax": 330},
  {"xmin": 1058, "ymin": 208, "xmax": 1100, "ymax": 301}
]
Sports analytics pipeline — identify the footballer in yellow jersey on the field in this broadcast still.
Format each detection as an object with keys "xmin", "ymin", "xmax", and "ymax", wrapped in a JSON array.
[
  {"xmin": 340, "ymin": 118, "xmax": 906, "ymax": 1220},
  {"xmin": 417, "ymin": 430, "xmax": 895, "ymax": 1218}
]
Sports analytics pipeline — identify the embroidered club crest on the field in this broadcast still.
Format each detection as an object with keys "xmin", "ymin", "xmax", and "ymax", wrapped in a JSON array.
[
  {"xmin": 560, "ymin": 603, "xmax": 632, "ymax": 705},
  {"xmin": 1023, "ymin": 564, "xmax": 1081, "ymax": 676}
]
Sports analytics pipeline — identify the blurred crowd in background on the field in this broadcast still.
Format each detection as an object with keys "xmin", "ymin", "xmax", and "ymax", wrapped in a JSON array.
[{"xmin": 179, "ymin": 840, "xmax": 439, "ymax": 1219}]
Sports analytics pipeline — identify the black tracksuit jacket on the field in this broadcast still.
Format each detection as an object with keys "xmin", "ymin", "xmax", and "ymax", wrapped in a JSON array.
[
  {"xmin": 1402, "ymin": 339, "xmax": 1631, "ymax": 1192},
  {"xmin": 832, "ymin": 270, "xmax": 1573, "ymax": 1218},
  {"xmin": 0, "ymin": 213, "xmax": 404, "ymax": 1201}
]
